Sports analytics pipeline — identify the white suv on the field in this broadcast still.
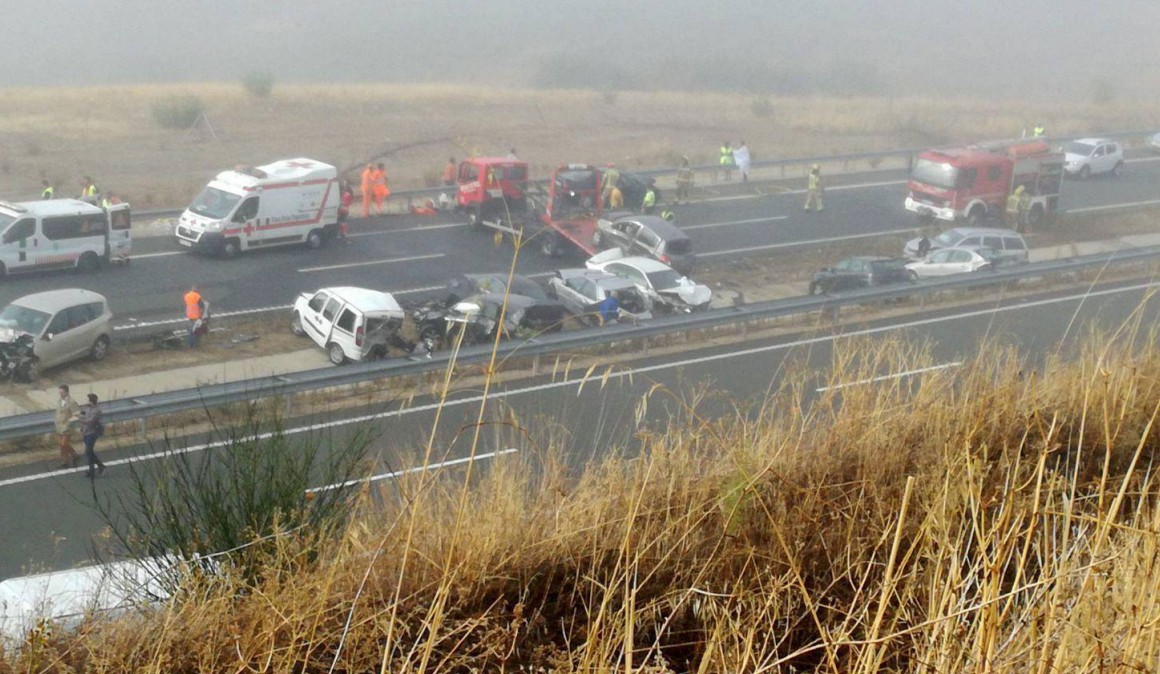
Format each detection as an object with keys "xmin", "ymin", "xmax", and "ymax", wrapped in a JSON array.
[{"xmin": 1063, "ymin": 138, "xmax": 1124, "ymax": 179}]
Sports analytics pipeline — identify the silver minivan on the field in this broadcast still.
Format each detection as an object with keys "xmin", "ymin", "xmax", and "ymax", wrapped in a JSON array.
[
  {"xmin": 904, "ymin": 227, "xmax": 1029, "ymax": 266},
  {"xmin": 0, "ymin": 289, "xmax": 114, "ymax": 379}
]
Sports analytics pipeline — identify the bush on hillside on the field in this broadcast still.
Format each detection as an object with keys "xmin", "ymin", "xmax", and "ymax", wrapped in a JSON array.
[
  {"xmin": 242, "ymin": 71, "xmax": 275, "ymax": 98},
  {"xmin": 150, "ymin": 95, "xmax": 205, "ymax": 129}
]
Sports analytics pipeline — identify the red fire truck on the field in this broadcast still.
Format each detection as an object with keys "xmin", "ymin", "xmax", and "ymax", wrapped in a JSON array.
[{"xmin": 904, "ymin": 139, "xmax": 1064, "ymax": 228}]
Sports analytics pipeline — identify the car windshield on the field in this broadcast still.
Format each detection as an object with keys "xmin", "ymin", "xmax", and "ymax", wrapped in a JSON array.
[
  {"xmin": 0, "ymin": 213, "xmax": 16, "ymax": 231},
  {"xmin": 188, "ymin": 186, "xmax": 242, "ymax": 219},
  {"xmin": 1063, "ymin": 141, "xmax": 1096, "ymax": 156},
  {"xmin": 0, "ymin": 304, "xmax": 51, "ymax": 336},
  {"xmin": 911, "ymin": 158, "xmax": 960, "ymax": 189},
  {"xmin": 932, "ymin": 230, "xmax": 965, "ymax": 246},
  {"xmin": 646, "ymin": 269, "xmax": 683, "ymax": 290}
]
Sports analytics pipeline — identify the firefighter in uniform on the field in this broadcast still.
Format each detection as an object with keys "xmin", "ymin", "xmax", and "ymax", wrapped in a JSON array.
[
  {"xmin": 1033, "ymin": 124, "xmax": 1046, "ymax": 137},
  {"xmin": 641, "ymin": 179, "xmax": 657, "ymax": 214},
  {"xmin": 719, "ymin": 141, "xmax": 734, "ymax": 181},
  {"xmin": 804, "ymin": 164, "xmax": 824, "ymax": 212}
]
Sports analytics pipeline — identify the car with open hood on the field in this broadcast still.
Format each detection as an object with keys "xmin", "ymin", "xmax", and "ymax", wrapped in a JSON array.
[
  {"xmin": 547, "ymin": 269, "xmax": 653, "ymax": 324},
  {"xmin": 585, "ymin": 249, "xmax": 711, "ymax": 312}
]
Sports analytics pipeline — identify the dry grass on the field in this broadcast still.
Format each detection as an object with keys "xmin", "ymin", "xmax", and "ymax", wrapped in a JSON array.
[
  {"xmin": 5, "ymin": 290, "xmax": 1160, "ymax": 672},
  {"xmin": 3, "ymin": 82, "xmax": 1160, "ymax": 208}
]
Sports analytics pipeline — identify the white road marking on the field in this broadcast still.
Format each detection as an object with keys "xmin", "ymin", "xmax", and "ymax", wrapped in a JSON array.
[
  {"xmin": 701, "ymin": 228, "xmax": 918, "ymax": 257},
  {"xmin": 133, "ymin": 251, "xmax": 184, "ymax": 259},
  {"xmin": 683, "ymin": 216, "xmax": 788, "ymax": 230},
  {"xmin": 12, "ymin": 279, "xmax": 1158, "ymax": 488},
  {"xmin": 309, "ymin": 448, "xmax": 519, "ymax": 493},
  {"xmin": 298, "ymin": 253, "xmax": 444, "ymax": 273},
  {"xmin": 350, "ymin": 222, "xmax": 466, "ymax": 236},
  {"xmin": 814, "ymin": 362, "xmax": 961, "ymax": 393},
  {"xmin": 1126, "ymin": 156, "xmax": 1160, "ymax": 164},
  {"xmin": 1066, "ymin": 199, "xmax": 1160, "ymax": 214}
]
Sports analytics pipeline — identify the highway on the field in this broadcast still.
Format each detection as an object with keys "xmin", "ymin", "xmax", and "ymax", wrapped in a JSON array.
[
  {"xmin": 2, "ymin": 275, "xmax": 1158, "ymax": 578},
  {"xmin": 0, "ymin": 154, "xmax": 1159, "ymax": 327}
]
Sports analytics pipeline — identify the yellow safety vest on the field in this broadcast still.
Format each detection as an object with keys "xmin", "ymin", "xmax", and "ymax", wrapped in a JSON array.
[
  {"xmin": 1033, "ymin": 126, "xmax": 1045, "ymax": 137},
  {"xmin": 808, "ymin": 172, "xmax": 821, "ymax": 190},
  {"xmin": 42, "ymin": 186, "xmax": 53, "ymax": 199},
  {"xmin": 83, "ymin": 184, "xmax": 98, "ymax": 197},
  {"xmin": 719, "ymin": 147, "xmax": 732, "ymax": 165}
]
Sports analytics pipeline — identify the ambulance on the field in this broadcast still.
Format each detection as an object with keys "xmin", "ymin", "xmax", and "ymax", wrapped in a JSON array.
[
  {"xmin": 0, "ymin": 199, "xmax": 131, "ymax": 276},
  {"xmin": 175, "ymin": 158, "xmax": 340, "ymax": 257}
]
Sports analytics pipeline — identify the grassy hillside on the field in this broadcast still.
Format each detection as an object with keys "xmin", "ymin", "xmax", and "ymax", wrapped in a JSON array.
[
  {"xmin": 1, "ymin": 82, "xmax": 1158, "ymax": 208},
  {"xmin": 5, "ymin": 314, "xmax": 1160, "ymax": 671}
]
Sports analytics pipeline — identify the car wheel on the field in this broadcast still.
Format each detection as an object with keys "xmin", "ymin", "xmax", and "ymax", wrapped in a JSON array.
[
  {"xmin": 20, "ymin": 357, "xmax": 39, "ymax": 384},
  {"xmin": 327, "ymin": 343, "xmax": 346, "ymax": 365},
  {"xmin": 222, "ymin": 239, "xmax": 241, "ymax": 258},
  {"xmin": 1025, "ymin": 205, "xmax": 1044, "ymax": 228},
  {"xmin": 77, "ymin": 252, "xmax": 101, "ymax": 273},
  {"xmin": 291, "ymin": 312, "xmax": 306, "ymax": 336},
  {"xmin": 90, "ymin": 335, "xmax": 110, "ymax": 361},
  {"xmin": 540, "ymin": 231, "xmax": 563, "ymax": 257},
  {"xmin": 306, "ymin": 229, "xmax": 324, "ymax": 249},
  {"xmin": 907, "ymin": 270, "xmax": 919, "ymax": 281},
  {"xmin": 966, "ymin": 206, "xmax": 986, "ymax": 226},
  {"xmin": 1079, "ymin": 165, "xmax": 1091, "ymax": 180},
  {"xmin": 1112, "ymin": 161, "xmax": 1124, "ymax": 177}
]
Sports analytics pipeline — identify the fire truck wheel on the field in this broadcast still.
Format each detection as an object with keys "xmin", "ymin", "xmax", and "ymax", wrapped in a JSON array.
[
  {"xmin": 306, "ymin": 229, "xmax": 324, "ymax": 249},
  {"xmin": 77, "ymin": 252, "xmax": 101, "ymax": 273},
  {"xmin": 222, "ymin": 239, "xmax": 241, "ymax": 259}
]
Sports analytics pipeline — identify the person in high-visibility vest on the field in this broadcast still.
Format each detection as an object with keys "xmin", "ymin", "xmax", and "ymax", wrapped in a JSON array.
[
  {"xmin": 41, "ymin": 180, "xmax": 54, "ymax": 200},
  {"xmin": 442, "ymin": 157, "xmax": 457, "ymax": 186},
  {"xmin": 601, "ymin": 163, "xmax": 620, "ymax": 207},
  {"xmin": 360, "ymin": 164, "xmax": 375, "ymax": 217},
  {"xmin": 676, "ymin": 157, "xmax": 694, "ymax": 203},
  {"xmin": 183, "ymin": 284, "xmax": 206, "ymax": 348},
  {"xmin": 641, "ymin": 179, "xmax": 657, "ymax": 214},
  {"xmin": 719, "ymin": 141, "xmax": 734, "ymax": 181},
  {"xmin": 1033, "ymin": 125, "xmax": 1046, "ymax": 137},
  {"xmin": 804, "ymin": 164, "xmax": 824, "ymax": 212},
  {"xmin": 609, "ymin": 185, "xmax": 624, "ymax": 209},
  {"xmin": 371, "ymin": 163, "xmax": 390, "ymax": 215},
  {"xmin": 80, "ymin": 176, "xmax": 99, "ymax": 200}
]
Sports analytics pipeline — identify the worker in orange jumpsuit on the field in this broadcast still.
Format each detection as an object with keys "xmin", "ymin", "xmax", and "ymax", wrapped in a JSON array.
[
  {"xmin": 442, "ymin": 157, "xmax": 457, "ymax": 186},
  {"xmin": 360, "ymin": 163, "xmax": 375, "ymax": 217},
  {"xmin": 371, "ymin": 162, "xmax": 390, "ymax": 215}
]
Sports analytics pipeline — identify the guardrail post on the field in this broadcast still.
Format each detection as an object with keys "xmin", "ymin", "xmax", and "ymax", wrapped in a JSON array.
[
  {"xmin": 284, "ymin": 396, "xmax": 293, "ymax": 418},
  {"xmin": 532, "ymin": 355, "xmax": 540, "ymax": 377},
  {"xmin": 138, "ymin": 417, "xmax": 147, "ymax": 438}
]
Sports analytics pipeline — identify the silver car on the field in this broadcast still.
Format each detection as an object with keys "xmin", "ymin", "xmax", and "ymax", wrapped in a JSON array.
[
  {"xmin": 905, "ymin": 247, "xmax": 998, "ymax": 278},
  {"xmin": 0, "ymin": 289, "xmax": 113, "ymax": 378},
  {"xmin": 904, "ymin": 226, "xmax": 1029, "ymax": 266},
  {"xmin": 547, "ymin": 269, "xmax": 653, "ymax": 324}
]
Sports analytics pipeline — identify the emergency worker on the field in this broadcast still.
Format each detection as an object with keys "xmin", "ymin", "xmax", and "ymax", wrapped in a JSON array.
[
  {"xmin": 41, "ymin": 180, "xmax": 54, "ymax": 199},
  {"xmin": 676, "ymin": 157, "xmax": 694, "ymax": 203},
  {"xmin": 371, "ymin": 163, "xmax": 389, "ymax": 215},
  {"xmin": 601, "ymin": 163, "xmax": 620, "ymax": 207},
  {"xmin": 608, "ymin": 184, "xmax": 624, "ymax": 209},
  {"xmin": 183, "ymin": 284, "xmax": 206, "ymax": 348},
  {"xmin": 804, "ymin": 164, "xmax": 824, "ymax": 212},
  {"xmin": 80, "ymin": 176, "xmax": 99, "ymax": 201},
  {"xmin": 641, "ymin": 179, "xmax": 657, "ymax": 214},
  {"xmin": 442, "ymin": 157, "xmax": 457, "ymax": 186},
  {"xmin": 1033, "ymin": 124, "xmax": 1046, "ymax": 137},
  {"xmin": 719, "ymin": 141, "xmax": 733, "ymax": 181},
  {"xmin": 360, "ymin": 163, "xmax": 375, "ymax": 217}
]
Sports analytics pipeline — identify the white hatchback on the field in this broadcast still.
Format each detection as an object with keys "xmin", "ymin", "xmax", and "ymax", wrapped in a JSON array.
[{"xmin": 1062, "ymin": 138, "xmax": 1124, "ymax": 179}]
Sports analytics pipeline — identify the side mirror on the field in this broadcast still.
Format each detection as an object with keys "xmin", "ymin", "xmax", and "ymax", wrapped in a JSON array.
[{"xmin": 44, "ymin": 333, "xmax": 53, "ymax": 342}]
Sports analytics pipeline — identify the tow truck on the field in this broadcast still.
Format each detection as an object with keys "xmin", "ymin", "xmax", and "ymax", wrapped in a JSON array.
[
  {"xmin": 905, "ymin": 139, "xmax": 1064, "ymax": 228},
  {"xmin": 465, "ymin": 163, "xmax": 612, "ymax": 259}
]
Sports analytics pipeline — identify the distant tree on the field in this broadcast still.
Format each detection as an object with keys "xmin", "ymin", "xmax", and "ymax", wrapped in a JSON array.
[
  {"xmin": 151, "ymin": 95, "xmax": 205, "ymax": 129},
  {"xmin": 242, "ymin": 71, "xmax": 276, "ymax": 98}
]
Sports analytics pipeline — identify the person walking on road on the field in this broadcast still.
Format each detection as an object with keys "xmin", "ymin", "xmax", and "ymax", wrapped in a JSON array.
[
  {"xmin": 442, "ymin": 157, "xmax": 457, "ymax": 187},
  {"xmin": 676, "ymin": 157, "xmax": 694, "ymax": 203},
  {"xmin": 184, "ymin": 284, "xmax": 206, "ymax": 348},
  {"xmin": 360, "ymin": 163, "xmax": 375, "ymax": 217},
  {"xmin": 41, "ymin": 180, "xmax": 54, "ymax": 200},
  {"xmin": 80, "ymin": 393, "xmax": 105, "ymax": 479},
  {"xmin": 601, "ymin": 163, "xmax": 620, "ymax": 208},
  {"xmin": 337, "ymin": 180, "xmax": 354, "ymax": 243},
  {"xmin": 733, "ymin": 140, "xmax": 751, "ymax": 183},
  {"xmin": 719, "ymin": 141, "xmax": 734, "ymax": 182},
  {"xmin": 371, "ymin": 163, "xmax": 390, "ymax": 216},
  {"xmin": 54, "ymin": 384, "xmax": 80, "ymax": 469},
  {"xmin": 804, "ymin": 164, "xmax": 824, "ymax": 212}
]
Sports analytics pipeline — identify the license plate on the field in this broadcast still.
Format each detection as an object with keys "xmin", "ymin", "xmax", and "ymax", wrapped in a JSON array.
[
  {"xmin": 179, "ymin": 239, "xmax": 192, "ymax": 247},
  {"xmin": 918, "ymin": 207, "xmax": 933, "ymax": 216}
]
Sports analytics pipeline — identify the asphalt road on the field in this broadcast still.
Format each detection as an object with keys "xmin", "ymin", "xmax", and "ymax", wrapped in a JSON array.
[
  {"xmin": 1, "ymin": 154, "xmax": 1159, "ymax": 328},
  {"xmin": 2, "ymin": 275, "xmax": 1159, "ymax": 578}
]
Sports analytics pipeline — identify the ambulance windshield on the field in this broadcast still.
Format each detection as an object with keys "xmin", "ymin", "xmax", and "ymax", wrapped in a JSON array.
[{"xmin": 189, "ymin": 186, "xmax": 242, "ymax": 220}]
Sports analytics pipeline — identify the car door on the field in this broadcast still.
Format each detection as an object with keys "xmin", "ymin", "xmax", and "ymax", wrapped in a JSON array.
[
  {"xmin": 63, "ymin": 303, "xmax": 98, "ymax": 362},
  {"xmin": 610, "ymin": 221, "xmax": 637, "ymax": 250},
  {"xmin": 633, "ymin": 226, "xmax": 662, "ymax": 260},
  {"xmin": 607, "ymin": 262, "xmax": 651, "ymax": 296},
  {"xmin": 36, "ymin": 309, "xmax": 73, "ymax": 368},
  {"xmin": 919, "ymin": 249, "xmax": 953, "ymax": 276},
  {"xmin": 1001, "ymin": 236, "xmax": 1028, "ymax": 263},
  {"xmin": 299, "ymin": 291, "xmax": 333, "ymax": 347},
  {"xmin": 827, "ymin": 259, "xmax": 855, "ymax": 291},
  {"xmin": 332, "ymin": 304, "xmax": 361, "ymax": 359},
  {"xmin": 0, "ymin": 218, "xmax": 37, "ymax": 271},
  {"xmin": 232, "ymin": 197, "xmax": 260, "ymax": 247}
]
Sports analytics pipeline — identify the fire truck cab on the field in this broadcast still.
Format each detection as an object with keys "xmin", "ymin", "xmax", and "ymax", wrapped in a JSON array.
[{"xmin": 905, "ymin": 140, "xmax": 1063, "ymax": 228}]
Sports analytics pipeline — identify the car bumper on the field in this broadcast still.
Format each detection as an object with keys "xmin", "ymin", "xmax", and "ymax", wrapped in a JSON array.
[
  {"xmin": 904, "ymin": 197, "xmax": 955, "ymax": 222},
  {"xmin": 175, "ymin": 228, "xmax": 225, "ymax": 252}
]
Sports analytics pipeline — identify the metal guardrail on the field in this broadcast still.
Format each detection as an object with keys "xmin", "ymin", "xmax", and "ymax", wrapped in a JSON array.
[
  {"xmin": 2, "ymin": 244, "xmax": 1159, "ymax": 443},
  {"xmin": 131, "ymin": 129, "xmax": 1160, "ymax": 221}
]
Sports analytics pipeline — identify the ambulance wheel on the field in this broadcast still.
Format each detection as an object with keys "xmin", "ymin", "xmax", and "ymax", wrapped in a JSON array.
[
  {"xmin": 77, "ymin": 252, "xmax": 101, "ymax": 273},
  {"xmin": 222, "ymin": 239, "xmax": 241, "ymax": 259},
  {"xmin": 327, "ymin": 342, "xmax": 346, "ymax": 365},
  {"xmin": 306, "ymin": 229, "xmax": 324, "ymax": 249}
]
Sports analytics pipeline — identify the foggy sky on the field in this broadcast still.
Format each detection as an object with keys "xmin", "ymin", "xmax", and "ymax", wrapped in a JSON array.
[{"xmin": 5, "ymin": 0, "xmax": 1158, "ymax": 98}]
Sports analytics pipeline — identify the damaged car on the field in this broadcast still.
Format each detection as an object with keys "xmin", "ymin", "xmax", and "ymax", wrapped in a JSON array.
[
  {"xmin": 291, "ymin": 286, "xmax": 406, "ymax": 364},
  {"xmin": 586, "ymin": 249, "xmax": 711, "ymax": 313},
  {"xmin": 547, "ymin": 268, "xmax": 653, "ymax": 325}
]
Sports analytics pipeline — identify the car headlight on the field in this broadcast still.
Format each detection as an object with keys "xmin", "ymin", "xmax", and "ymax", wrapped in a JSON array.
[{"xmin": 205, "ymin": 221, "xmax": 223, "ymax": 232}]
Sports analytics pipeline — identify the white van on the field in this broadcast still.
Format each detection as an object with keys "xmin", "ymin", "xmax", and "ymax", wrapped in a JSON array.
[
  {"xmin": 291, "ymin": 286, "xmax": 405, "ymax": 364},
  {"xmin": 175, "ymin": 158, "xmax": 340, "ymax": 257},
  {"xmin": 0, "ymin": 199, "xmax": 131, "ymax": 276}
]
